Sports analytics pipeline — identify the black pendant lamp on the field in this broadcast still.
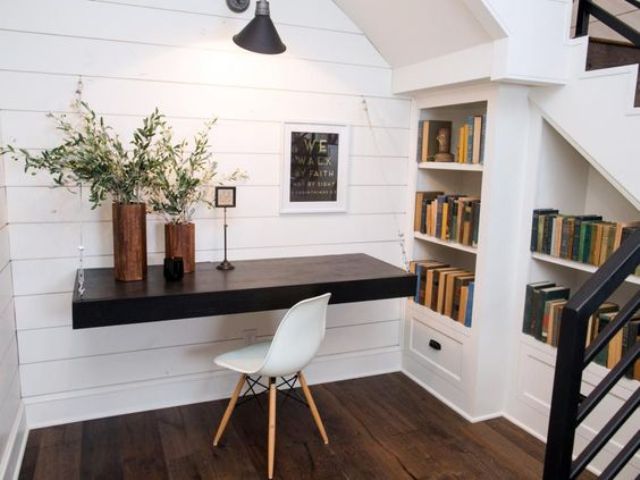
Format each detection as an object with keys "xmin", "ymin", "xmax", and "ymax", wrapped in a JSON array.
[{"xmin": 231, "ymin": 0, "xmax": 286, "ymax": 54}]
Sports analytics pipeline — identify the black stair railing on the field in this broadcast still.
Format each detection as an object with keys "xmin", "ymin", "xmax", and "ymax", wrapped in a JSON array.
[
  {"xmin": 575, "ymin": 0, "xmax": 640, "ymax": 47},
  {"xmin": 543, "ymin": 229, "xmax": 640, "ymax": 480}
]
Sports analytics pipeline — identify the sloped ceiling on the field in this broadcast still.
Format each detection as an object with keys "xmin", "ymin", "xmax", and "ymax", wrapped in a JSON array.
[{"xmin": 333, "ymin": 0, "xmax": 494, "ymax": 68}]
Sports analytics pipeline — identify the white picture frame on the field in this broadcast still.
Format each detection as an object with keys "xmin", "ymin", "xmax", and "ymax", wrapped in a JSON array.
[{"xmin": 281, "ymin": 123, "xmax": 350, "ymax": 213}]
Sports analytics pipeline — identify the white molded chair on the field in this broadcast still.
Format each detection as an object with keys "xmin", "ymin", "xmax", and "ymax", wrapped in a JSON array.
[{"xmin": 212, "ymin": 293, "xmax": 331, "ymax": 479}]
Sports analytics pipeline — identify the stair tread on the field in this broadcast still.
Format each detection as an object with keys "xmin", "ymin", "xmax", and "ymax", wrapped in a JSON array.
[{"xmin": 587, "ymin": 37, "xmax": 640, "ymax": 107}]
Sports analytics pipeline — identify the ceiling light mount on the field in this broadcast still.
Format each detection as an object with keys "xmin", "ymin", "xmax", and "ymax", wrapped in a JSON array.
[
  {"xmin": 226, "ymin": 0, "xmax": 250, "ymax": 13},
  {"xmin": 229, "ymin": 0, "xmax": 286, "ymax": 55}
]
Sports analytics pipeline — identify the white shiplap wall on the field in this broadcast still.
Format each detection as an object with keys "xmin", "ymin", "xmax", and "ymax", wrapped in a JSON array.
[
  {"xmin": 0, "ymin": 107, "xmax": 24, "ymax": 478},
  {"xmin": 0, "ymin": 0, "xmax": 411, "ymax": 427}
]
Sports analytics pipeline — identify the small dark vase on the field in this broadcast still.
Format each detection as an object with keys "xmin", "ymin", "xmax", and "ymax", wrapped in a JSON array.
[{"xmin": 163, "ymin": 257, "xmax": 184, "ymax": 282}]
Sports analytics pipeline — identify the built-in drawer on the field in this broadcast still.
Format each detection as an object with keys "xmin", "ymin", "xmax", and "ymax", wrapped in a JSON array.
[{"xmin": 410, "ymin": 316, "xmax": 463, "ymax": 383}]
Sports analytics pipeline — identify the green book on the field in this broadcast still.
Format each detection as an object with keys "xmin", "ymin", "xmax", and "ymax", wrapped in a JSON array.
[
  {"xmin": 523, "ymin": 281, "xmax": 556, "ymax": 335},
  {"xmin": 594, "ymin": 312, "xmax": 615, "ymax": 367},
  {"xmin": 531, "ymin": 286, "xmax": 570, "ymax": 341}
]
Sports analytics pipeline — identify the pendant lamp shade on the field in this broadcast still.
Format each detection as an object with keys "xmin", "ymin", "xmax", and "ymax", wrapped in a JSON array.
[{"xmin": 233, "ymin": 0, "xmax": 286, "ymax": 54}]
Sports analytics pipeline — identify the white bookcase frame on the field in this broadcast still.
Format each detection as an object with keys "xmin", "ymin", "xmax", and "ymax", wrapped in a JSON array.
[{"xmin": 403, "ymin": 83, "xmax": 532, "ymax": 421}]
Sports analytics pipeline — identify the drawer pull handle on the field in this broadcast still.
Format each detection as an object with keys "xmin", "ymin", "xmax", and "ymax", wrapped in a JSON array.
[{"xmin": 429, "ymin": 339, "xmax": 442, "ymax": 351}]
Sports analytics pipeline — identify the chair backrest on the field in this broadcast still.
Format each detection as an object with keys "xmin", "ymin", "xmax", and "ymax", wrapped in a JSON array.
[{"xmin": 258, "ymin": 293, "xmax": 331, "ymax": 378}]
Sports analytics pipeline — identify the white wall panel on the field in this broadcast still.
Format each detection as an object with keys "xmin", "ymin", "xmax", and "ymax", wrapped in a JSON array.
[
  {"xmin": 20, "ymin": 320, "xmax": 399, "ymax": 397},
  {"xmin": 0, "ymin": 35, "xmax": 22, "ymax": 476},
  {"xmin": 14, "ymin": 293, "xmax": 72, "ymax": 331},
  {"xmin": 0, "ymin": 227, "xmax": 10, "ymax": 271},
  {"xmin": 18, "ymin": 299, "xmax": 400, "ymax": 363},
  {"xmin": 0, "ymin": 0, "xmax": 386, "ymax": 67},
  {"xmin": 7, "ymin": 185, "xmax": 406, "ymax": 223},
  {"xmin": 0, "ymin": 31, "xmax": 393, "ymax": 98},
  {"xmin": 0, "ymin": 300, "xmax": 16, "ymax": 364},
  {"xmin": 0, "ymin": 0, "xmax": 410, "ymax": 426}
]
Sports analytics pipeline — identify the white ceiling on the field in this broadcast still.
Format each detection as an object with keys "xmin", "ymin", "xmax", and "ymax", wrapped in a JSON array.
[{"xmin": 333, "ymin": 0, "xmax": 494, "ymax": 68}]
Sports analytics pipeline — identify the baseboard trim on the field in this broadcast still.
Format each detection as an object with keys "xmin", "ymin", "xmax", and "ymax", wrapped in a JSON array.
[
  {"xmin": 502, "ymin": 412, "xmax": 640, "ymax": 477},
  {"xmin": 25, "ymin": 347, "xmax": 402, "ymax": 429},
  {"xmin": 401, "ymin": 368, "xmax": 501, "ymax": 424},
  {"xmin": 0, "ymin": 403, "xmax": 27, "ymax": 480}
]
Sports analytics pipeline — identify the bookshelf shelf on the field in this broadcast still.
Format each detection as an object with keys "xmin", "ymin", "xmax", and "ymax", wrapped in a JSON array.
[
  {"xmin": 520, "ymin": 333, "xmax": 638, "ymax": 397},
  {"xmin": 418, "ymin": 162, "xmax": 483, "ymax": 172},
  {"xmin": 409, "ymin": 300, "xmax": 472, "ymax": 337},
  {"xmin": 531, "ymin": 252, "xmax": 640, "ymax": 286},
  {"xmin": 414, "ymin": 232, "xmax": 478, "ymax": 255}
]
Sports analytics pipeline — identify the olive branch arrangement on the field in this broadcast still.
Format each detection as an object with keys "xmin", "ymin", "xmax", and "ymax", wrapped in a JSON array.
[{"xmin": 1, "ymin": 95, "xmax": 246, "ymax": 220}]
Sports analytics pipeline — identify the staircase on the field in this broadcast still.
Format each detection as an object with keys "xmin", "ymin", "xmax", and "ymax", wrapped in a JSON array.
[
  {"xmin": 587, "ymin": 37, "xmax": 640, "ymax": 107},
  {"xmin": 540, "ymin": 4, "xmax": 640, "ymax": 478},
  {"xmin": 529, "ymin": 0, "xmax": 640, "ymax": 209},
  {"xmin": 543, "ymin": 229, "xmax": 640, "ymax": 479}
]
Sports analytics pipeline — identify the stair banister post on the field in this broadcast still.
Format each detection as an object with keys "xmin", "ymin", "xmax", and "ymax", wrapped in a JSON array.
[
  {"xmin": 542, "ymin": 305, "xmax": 589, "ymax": 480},
  {"xmin": 575, "ymin": 0, "xmax": 590, "ymax": 37}
]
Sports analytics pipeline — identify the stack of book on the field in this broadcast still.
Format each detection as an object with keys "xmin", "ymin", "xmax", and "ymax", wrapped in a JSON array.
[
  {"xmin": 414, "ymin": 192, "xmax": 480, "ymax": 247},
  {"xmin": 530, "ymin": 209, "xmax": 640, "ymax": 275},
  {"xmin": 522, "ymin": 280, "xmax": 570, "ymax": 345},
  {"xmin": 409, "ymin": 259, "xmax": 474, "ymax": 327},
  {"xmin": 456, "ymin": 115, "xmax": 485, "ymax": 165},
  {"xmin": 522, "ymin": 281, "xmax": 639, "ymax": 380}
]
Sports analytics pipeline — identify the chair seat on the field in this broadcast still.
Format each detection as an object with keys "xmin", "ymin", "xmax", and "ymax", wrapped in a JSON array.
[{"xmin": 214, "ymin": 341, "xmax": 271, "ymax": 374}]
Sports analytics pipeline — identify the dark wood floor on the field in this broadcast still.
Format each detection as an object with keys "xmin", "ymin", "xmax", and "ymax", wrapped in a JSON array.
[{"xmin": 19, "ymin": 373, "xmax": 595, "ymax": 479}]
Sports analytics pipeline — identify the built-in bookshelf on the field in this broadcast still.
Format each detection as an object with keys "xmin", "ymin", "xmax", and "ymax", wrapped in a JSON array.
[
  {"xmin": 513, "ymin": 118, "xmax": 640, "ymax": 441},
  {"xmin": 410, "ymin": 101, "xmax": 486, "ymax": 330},
  {"xmin": 418, "ymin": 162, "xmax": 483, "ymax": 172},
  {"xmin": 527, "ymin": 119, "xmax": 639, "ymax": 303},
  {"xmin": 414, "ymin": 232, "xmax": 478, "ymax": 254},
  {"xmin": 532, "ymin": 252, "xmax": 640, "ymax": 286},
  {"xmin": 405, "ymin": 96, "xmax": 496, "ymax": 417}
]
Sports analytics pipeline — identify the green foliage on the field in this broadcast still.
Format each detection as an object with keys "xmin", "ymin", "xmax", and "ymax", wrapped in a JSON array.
[
  {"xmin": 148, "ymin": 120, "xmax": 247, "ymax": 224},
  {"xmin": 1, "ymin": 98, "xmax": 247, "ymax": 219},
  {"xmin": 0, "ymin": 100, "xmax": 165, "ymax": 208}
]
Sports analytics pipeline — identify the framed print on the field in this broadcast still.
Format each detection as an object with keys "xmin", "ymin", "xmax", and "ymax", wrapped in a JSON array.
[
  {"xmin": 281, "ymin": 123, "xmax": 350, "ymax": 213},
  {"xmin": 214, "ymin": 186, "xmax": 237, "ymax": 208}
]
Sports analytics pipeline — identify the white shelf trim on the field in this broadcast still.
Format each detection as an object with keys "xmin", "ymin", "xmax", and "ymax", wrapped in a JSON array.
[
  {"xmin": 409, "ymin": 300, "xmax": 472, "ymax": 337},
  {"xmin": 414, "ymin": 232, "xmax": 478, "ymax": 254},
  {"xmin": 531, "ymin": 252, "xmax": 640, "ymax": 285},
  {"xmin": 418, "ymin": 162, "xmax": 483, "ymax": 172}
]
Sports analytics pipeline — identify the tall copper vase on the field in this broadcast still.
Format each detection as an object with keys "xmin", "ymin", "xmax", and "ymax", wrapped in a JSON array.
[
  {"xmin": 165, "ymin": 222, "xmax": 195, "ymax": 273},
  {"xmin": 112, "ymin": 203, "xmax": 147, "ymax": 282}
]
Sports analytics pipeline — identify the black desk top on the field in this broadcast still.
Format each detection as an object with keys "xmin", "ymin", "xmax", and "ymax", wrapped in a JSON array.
[{"xmin": 72, "ymin": 253, "xmax": 416, "ymax": 329}]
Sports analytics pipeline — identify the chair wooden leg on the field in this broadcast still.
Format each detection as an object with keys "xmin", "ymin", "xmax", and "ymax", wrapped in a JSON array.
[
  {"xmin": 298, "ymin": 371, "xmax": 329, "ymax": 444},
  {"xmin": 268, "ymin": 377, "xmax": 277, "ymax": 479},
  {"xmin": 213, "ymin": 374, "xmax": 246, "ymax": 447}
]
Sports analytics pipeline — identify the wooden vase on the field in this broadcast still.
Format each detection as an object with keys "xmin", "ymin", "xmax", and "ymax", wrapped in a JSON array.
[
  {"xmin": 112, "ymin": 203, "xmax": 147, "ymax": 282},
  {"xmin": 165, "ymin": 222, "xmax": 195, "ymax": 273}
]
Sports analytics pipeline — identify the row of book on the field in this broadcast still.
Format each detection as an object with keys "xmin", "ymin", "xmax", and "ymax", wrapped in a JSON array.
[
  {"xmin": 530, "ymin": 209, "xmax": 640, "ymax": 275},
  {"xmin": 416, "ymin": 116, "xmax": 485, "ymax": 165},
  {"xmin": 522, "ymin": 281, "xmax": 639, "ymax": 379},
  {"xmin": 456, "ymin": 115, "xmax": 485, "ymax": 165},
  {"xmin": 414, "ymin": 192, "xmax": 480, "ymax": 247},
  {"xmin": 409, "ymin": 259, "xmax": 474, "ymax": 327}
]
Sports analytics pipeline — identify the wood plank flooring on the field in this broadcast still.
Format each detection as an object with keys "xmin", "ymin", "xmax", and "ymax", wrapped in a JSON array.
[{"xmin": 18, "ymin": 373, "xmax": 595, "ymax": 479}]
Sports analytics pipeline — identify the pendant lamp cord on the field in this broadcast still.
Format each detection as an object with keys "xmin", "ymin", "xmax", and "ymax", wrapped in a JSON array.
[{"xmin": 361, "ymin": 97, "xmax": 409, "ymax": 271}]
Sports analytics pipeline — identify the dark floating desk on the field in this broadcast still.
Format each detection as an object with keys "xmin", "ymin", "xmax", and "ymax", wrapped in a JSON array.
[{"xmin": 72, "ymin": 253, "xmax": 416, "ymax": 329}]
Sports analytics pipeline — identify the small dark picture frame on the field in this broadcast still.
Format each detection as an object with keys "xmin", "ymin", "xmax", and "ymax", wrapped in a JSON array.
[{"xmin": 215, "ymin": 186, "xmax": 237, "ymax": 208}]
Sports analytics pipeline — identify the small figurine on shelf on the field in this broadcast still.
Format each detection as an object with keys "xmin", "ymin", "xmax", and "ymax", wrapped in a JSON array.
[{"xmin": 434, "ymin": 127, "xmax": 454, "ymax": 162}]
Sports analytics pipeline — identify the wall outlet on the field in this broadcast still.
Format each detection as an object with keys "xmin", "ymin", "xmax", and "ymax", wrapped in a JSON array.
[{"xmin": 243, "ymin": 328, "xmax": 257, "ymax": 345}]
